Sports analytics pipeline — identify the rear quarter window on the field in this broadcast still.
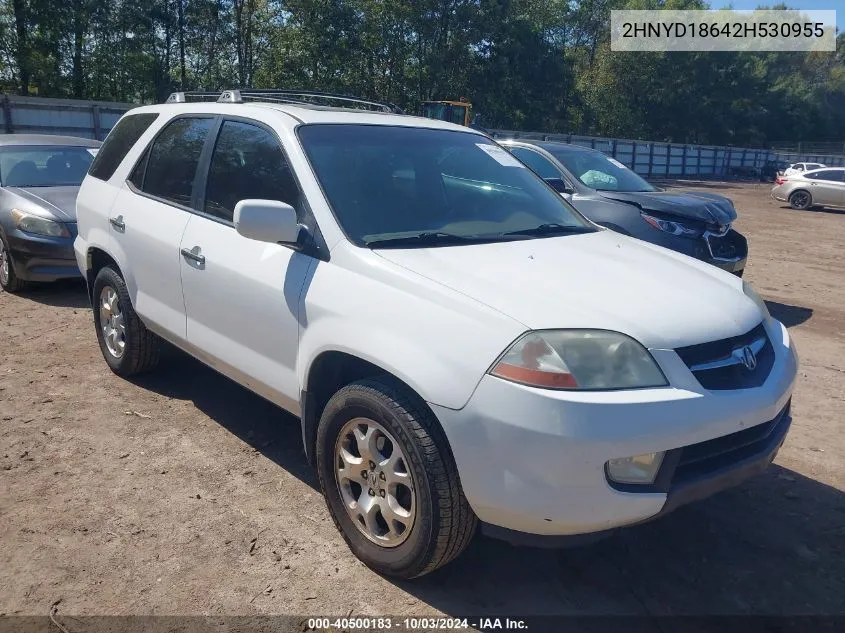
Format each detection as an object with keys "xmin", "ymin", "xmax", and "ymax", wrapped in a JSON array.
[{"xmin": 88, "ymin": 113, "xmax": 159, "ymax": 182}]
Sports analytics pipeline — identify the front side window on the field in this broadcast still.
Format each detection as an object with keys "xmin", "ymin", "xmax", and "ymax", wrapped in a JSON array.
[
  {"xmin": 298, "ymin": 124, "xmax": 593, "ymax": 247},
  {"xmin": 547, "ymin": 148, "xmax": 654, "ymax": 192},
  {"xmin": 204, "ymin": 120, "xmax": 299, "ymax": 222},
  {"xmin": 0, "ymin": 146, "xmax": 95, "ymax": 187},
  {"xmin": 141, "ymin": 117, "xmax": 214, "ymax": 207}
]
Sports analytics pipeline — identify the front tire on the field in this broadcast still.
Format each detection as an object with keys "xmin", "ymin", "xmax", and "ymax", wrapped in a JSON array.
[
  {"xmin": 0, "ymin": 236, "xmax": 27, "ymax": 293},
  {"xmin": 316, "ymin": 378, "xmax": 477, "ymax": 578},
  {"xmin": 788, "ymin": 190, "xmax": 812, "ymax": 210},
  {"xmin": 92, "ymin": 266, "xmax": 160, "ymax": 376}
]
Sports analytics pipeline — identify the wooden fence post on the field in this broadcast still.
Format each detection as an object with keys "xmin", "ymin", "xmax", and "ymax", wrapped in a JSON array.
[
  {"xmin": 2, "ymin": 95, "xmax": 13, "ymax": 133},
  {"xmin": 92, "ymin": 104, "xmax": 102, "ymax": 140}
]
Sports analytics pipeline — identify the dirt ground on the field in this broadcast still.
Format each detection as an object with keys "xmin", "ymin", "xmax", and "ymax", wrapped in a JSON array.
[{"xmin": 1, "ymin": 181, "xmax": 844, "ymax": 622}]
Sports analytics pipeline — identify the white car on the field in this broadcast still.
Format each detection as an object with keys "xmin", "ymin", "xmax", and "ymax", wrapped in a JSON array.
[
  {"xmin": 783, "ymin": 162, "xmax": 826, "ymax": 176},
  {"xmin": 74, "ymin": 90, "xmax": 798, "ymax": 578}
]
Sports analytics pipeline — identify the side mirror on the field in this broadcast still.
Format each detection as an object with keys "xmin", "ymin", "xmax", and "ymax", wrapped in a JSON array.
[
  {"xmin": 234, "ymin": 199, "xmax": 302, "ymax": 245},
  {"xmin": 545, "ymin": 177, "xmax": 574, "ymax": 195}
]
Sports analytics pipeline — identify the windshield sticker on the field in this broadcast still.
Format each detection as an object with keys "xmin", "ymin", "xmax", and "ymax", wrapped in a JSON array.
[
  {"xmin": 87, "ymin": 148, "xmax": 99, "ymax": 157},
  {"xmin": 476, "ymin": 143, "xmax": 525, "ymax": 167},
  {"xmin": 607, "ymin": 158, "xmax": 628, "ymax": 169}
]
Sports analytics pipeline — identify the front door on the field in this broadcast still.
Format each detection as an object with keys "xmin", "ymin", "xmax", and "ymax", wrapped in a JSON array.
[{"xmin": 179, "ymin": 119, "xmax": 313, "ymax": 412}]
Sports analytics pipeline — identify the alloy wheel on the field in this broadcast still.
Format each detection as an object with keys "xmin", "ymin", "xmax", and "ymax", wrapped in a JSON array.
[
  {"xmin": 791, "ymin": 191, "xmax": 810, "ymax": 209},
  {"xmin": 99, "ymin": 286, "xmax": 126, "ymax": 358},
  {"xmin": 0, "ymin": 241, "xmax": 9, "ymax": 287},
  {"xmin": 334, "ymin": 417, "xmax": 416, "ymax": 547}
]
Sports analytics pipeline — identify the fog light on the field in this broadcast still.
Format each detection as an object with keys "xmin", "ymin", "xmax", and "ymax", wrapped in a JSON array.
[{"xmin": 606, "ymin": 451, "xmax": 665, "ymax": 485}]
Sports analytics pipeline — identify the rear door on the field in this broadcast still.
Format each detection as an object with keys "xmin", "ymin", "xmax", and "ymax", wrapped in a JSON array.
[
  {"xmin": 110, "ymin": 115, "xmax": 215, "ymax": 339},
  {"xmin": 806, "ymin": 170, "xmax": 845, "ymax": 207},
  {"xmin": 178, "ymin": 118, "xmax": 313, "ymax": 412}
]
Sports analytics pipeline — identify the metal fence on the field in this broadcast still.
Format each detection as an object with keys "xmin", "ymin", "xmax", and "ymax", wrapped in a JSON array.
[
  {"xmin": 0, "ymin": 94, "xmax": 133, "ymax": 141},
  {"xmin": 1, "ymin": 95, "xmax": 842, "ymax": 176},
  {"xmin": 490, "ymin": 130, "xmax": 845, "ymax": 178}
]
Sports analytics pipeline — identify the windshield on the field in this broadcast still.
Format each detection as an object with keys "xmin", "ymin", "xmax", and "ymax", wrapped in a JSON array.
[
  {"xmin": 548, "ymin": 148, "xmax": 655, "ymax": 192},
  {"xmin": 298, "ymin": 125, "xmax": 593, "ymax": 247},
  {"xmin": 0, "ymin": 146, "xmax": 95, "ymax": 187}
]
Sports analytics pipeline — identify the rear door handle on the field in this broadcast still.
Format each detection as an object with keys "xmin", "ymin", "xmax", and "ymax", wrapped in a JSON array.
[
  {"xmin": 108, "ymin": 215, "xmax": 125, "ymax": 231},
  {"xmin": 180, "ymin": 246, "xmax": 206, "ymax": 265}
]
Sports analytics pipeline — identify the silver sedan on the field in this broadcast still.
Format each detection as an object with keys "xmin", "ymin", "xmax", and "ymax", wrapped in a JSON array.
[
  {"xmin": 771, "ymin": 167, "xmax": 845, "ymax": 211},
  {"xmin": 0, "ymin": 134, "xmax": 101, "ymax": 292}
]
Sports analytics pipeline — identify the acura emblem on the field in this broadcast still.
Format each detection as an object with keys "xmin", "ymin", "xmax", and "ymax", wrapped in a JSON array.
[{"xmin": 734, "ymin": 345, "xmax": 757, "ymax": 370}]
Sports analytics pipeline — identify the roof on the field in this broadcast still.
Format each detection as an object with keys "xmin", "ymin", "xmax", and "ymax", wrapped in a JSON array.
[
  {"xmin": 500, "ymin": 138, "xmax": 605, "ymax": 154},
  {"xmin": 127, "ymin": 102, "xmax": 483, "ymax": 134},
  {"xmin": 523, "ymin": 139, "xmax": 602, "ymax": 154},
  {"xmin": 0, "ymin": 134, "xmax": 102, "ymax": 148}
]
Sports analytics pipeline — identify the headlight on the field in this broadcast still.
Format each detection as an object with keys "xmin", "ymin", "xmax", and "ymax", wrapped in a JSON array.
[
  {"xmin": 490, "ymin": 330, "xmax": 668, "ymax": 390},
  {"xmin": 641, "ymin": 212, "xmax": 703, "ymax": 238},
  {"xmin": 10, "ymin": 208, "xmax": 70, "ymax": 238},
  {"xmin": 743, "ymin": 280, "xmax": 771, "ymax": 320}
]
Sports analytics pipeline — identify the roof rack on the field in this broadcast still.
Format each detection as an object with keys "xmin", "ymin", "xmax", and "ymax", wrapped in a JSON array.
[{"xmin": 165, "ymin": 89, "xmax": 404, "ymax": 114}]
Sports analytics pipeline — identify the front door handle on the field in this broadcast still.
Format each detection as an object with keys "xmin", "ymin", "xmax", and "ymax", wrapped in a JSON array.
[
  {"xmin": 109, "ymin": 215, "xmax": 125, "ymax": 231},
  {"xmin": 180, "ymin": 246, "xmax": 206, "ymax": 265}
]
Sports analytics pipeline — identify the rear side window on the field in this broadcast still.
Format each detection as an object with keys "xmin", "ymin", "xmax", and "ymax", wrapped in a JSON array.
[
  {"xmin": 808, "ymin": 170, "xmax": 844, "ymax": 182},
  {"xmin": 88, "ymin": 113, "xmax": 159, "ymax": 181},
  {"xmin": 203, "ymin": 120, "xmax": 299, "ymax": 222},
  {"xmin": 141, "ymin": 117, "xmax": 214, "ymax": 207}
]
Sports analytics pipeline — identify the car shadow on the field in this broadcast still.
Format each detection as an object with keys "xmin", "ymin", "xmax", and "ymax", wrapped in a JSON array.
[
  {"xmin": 777, "ymin": 204, "xmax": 845, "ymax": 216},
  {"xmin": 766, "ymin": 300, "xmax": 813, "ymax": 328},
  {"xmin": 398, "ymin": 465, "xmax": 845, "ymax": 616},
  {"xmin": 14, "ymin": 278, "xmax": 89, "ymax": 308},
  {"xmin": 652, "ymin": 179, "xmax": 750, "ymax": 190},
  {"xmin": 129, "ymin": 350, "xmax": 843, "ymax": 617},
  {"xmin": 130, "ymin": 349, "xmax": 318, "ymax": 491}
]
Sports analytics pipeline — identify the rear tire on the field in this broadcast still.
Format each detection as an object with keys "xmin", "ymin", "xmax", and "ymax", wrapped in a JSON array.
[
  {"xmin": 788, "ymin": 190, "xmax": 812, "ymax": 210},
  {"xmin": 0, "ymin": 236, "xmax": 27, "ymax": 293},
  {"xmin": 92, "ymin": 266, "xmax": 160, "ymax": 376},
  {"xmin": 316, "ymin": 378, "xmax": 477, "ymax": 578}
]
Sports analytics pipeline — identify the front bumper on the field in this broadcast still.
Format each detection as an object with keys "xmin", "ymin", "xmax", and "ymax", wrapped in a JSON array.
[
  {"xmin": 3, "ymin": 226, "xmax": 80, "ymax": 282},
  {"xmin": 631, "ymin": 225, "xmax": 747, "ymax": 274},
  {"xmin": 430, "ymin": 319, "xmax": 797, "ymax": 540}
]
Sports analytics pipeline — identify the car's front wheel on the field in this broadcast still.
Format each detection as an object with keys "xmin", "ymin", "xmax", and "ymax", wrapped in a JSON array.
[
  {"xmin": 316, "ymin": 378, "xmax": 477, "ymax": 578},
  {"xmin": 0, "ymin": 237, "xmax": 27, "ymax": 293},
  {"xmin": 788, "ymin": 190, "xmax": 812, "ymax": 210},
  {"xmin": 92, "ymin": 266, "xmax": 160, "ymax": 376}
]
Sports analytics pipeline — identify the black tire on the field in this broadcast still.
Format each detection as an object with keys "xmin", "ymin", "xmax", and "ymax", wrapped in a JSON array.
[
  {"xmin": 92, "ymin": 266, "xmax": 160, "ymax": 376},
  {"xmin": 0, "ymin": 236, "xmax": 28, "ymax": 293},
  {"xmin": 316, "ymin": 378, "xmax": 477, "ymax": 578},
  {"xmin": 788, "ymin": 190, "xmax": 812, "ymax": 210}
]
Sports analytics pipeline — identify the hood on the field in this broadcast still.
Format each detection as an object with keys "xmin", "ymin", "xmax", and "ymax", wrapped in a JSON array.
[
  {"xmin": 373, "ymin": 231, "xmax": 761, "ymax": 350},
  {"xmin": 8, "ymin": 186, "xmax": 80, "ymax": 221},
  {"xmin": 597, "ymin": 190, "xmax": 736, "ymax": 226}
]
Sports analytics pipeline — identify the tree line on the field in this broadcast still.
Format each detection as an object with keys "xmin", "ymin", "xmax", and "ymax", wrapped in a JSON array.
[{"xmin": 0, "ymin": 0, "xmax": 842, "ymax": 147}]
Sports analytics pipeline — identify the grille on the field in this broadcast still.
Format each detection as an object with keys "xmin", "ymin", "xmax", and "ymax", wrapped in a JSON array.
[
  {"xmin": 672, "ymin": 401, "xmax": 791, "ymax": 486},
  {"xmin": 675, "ymin": 323, "xmax": 774, "ymax": 390}
]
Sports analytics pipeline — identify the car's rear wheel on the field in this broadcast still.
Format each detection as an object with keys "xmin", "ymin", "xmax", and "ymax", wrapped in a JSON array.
[
  {"xmin": 0, "ymin": 237, "xmax": 27, "ymax": 293},
  {"xmin": 92, "ymin": 266, "xmax": 160, "ymax": 376},
  {"xmin": 788, "ymin": 190, "xmax": 812, "ymax": 210},
  {"xmin": 316, "ymin": 378, "xmax": 477, "ymax": 578}
]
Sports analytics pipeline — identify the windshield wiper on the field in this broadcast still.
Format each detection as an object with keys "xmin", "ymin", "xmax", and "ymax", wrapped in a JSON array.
[
  {"xmin": 365, "ymin": 231, "xmax": 500, "ymax": 248},
  {"xmin": 501, "ymin": 223, "xmax": 593, "ymax": 237}
]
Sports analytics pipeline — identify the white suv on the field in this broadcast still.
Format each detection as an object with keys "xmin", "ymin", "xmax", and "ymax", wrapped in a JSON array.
[{"xmin": 75, "ymin": 90, "xmax": 798, "ymax": 578}]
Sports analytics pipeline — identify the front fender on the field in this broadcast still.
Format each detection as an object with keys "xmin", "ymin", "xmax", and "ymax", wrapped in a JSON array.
[{"xmin": 296, "ymin": 248, "xmax": 526, "ymax": 410}]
